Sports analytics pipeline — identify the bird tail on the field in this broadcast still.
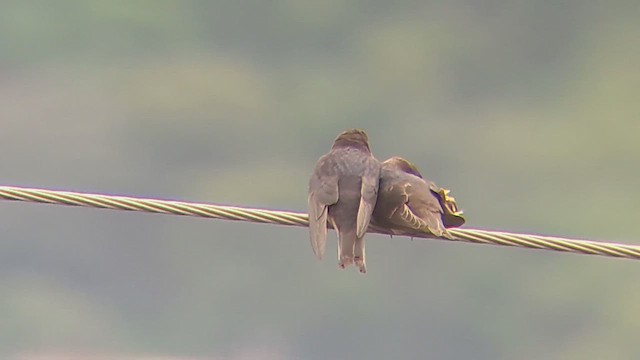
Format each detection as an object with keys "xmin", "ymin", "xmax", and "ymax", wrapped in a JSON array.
[
  {"xmin": 337, "ymin": 228, "xmax": 356, "ymax": 269},
  {"xmin": 354, "ymin": 236, "xmax": 367, "ymax": 273}
]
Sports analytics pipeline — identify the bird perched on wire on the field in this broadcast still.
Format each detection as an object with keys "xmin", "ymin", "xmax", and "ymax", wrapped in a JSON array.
[
  {"xmin": 372, "ymin": 157, "xmax": 465, "ymax": 238},
  {"xmin": 308, "ymin": 129, "xmax": 381, "ymax": 273}
]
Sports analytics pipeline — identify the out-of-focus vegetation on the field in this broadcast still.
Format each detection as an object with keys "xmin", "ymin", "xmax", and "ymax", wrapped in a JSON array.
[{"xmin": 1, "ymin": 1, "xmax": 639, "ymax": 359}]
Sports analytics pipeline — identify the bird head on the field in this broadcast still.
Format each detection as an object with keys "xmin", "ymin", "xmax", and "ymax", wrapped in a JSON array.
[
  {"xmin": 332, "ymin": 129, "xmax": 371, "ymax": 152},
  {"xmin": 382, "ymin": 157, "xmax": 423, "ymax": 178}
]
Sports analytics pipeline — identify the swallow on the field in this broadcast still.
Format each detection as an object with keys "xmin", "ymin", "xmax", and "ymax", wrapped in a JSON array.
[
  {"xmin": 308, "ymin": 129, "xmax": 381, "ymax": 273},
  {"xmin": 371, "ymin": 157, "xmax": 465, "ymax": 238}
]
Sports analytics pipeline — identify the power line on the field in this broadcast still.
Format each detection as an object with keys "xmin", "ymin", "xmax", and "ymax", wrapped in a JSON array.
[{"xmin": 1, "ymin": 185, "xmax": 638, "ymax": 260}]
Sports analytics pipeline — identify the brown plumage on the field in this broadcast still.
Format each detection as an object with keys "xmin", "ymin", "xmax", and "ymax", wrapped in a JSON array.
[
  {"xmin": 372, "ymin": 157, "xmax": 464, "ymax": 238},
  {"xmin": 308, "ymin": 129, "xmax": 381, "ymax": 273}
]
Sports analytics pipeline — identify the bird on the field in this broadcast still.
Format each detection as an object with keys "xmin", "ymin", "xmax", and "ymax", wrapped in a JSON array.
[
  {"xmin": 308, "ymin": 129, "xmax": 381, "ymax": 273},
  {"xmin": 371, "ymin": 157, "xmax": 465, "ymax": 238}
]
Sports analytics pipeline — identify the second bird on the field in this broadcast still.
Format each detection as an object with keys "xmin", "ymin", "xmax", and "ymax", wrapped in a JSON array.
[
  {"xmin": 372, "ymin": 157, "xmax": 464, "ymax": 238},
  {"xmin": 308, "ymin": 129, "xmax": 381, "ymax": 273}
]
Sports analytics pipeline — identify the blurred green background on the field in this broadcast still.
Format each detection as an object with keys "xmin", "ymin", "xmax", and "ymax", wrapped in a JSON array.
[{"xmin": 1, "ymin": 1, "xmax": 639, "ymax": 359}]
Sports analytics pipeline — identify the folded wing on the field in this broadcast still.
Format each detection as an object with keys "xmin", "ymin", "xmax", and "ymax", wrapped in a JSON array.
[{"xmin": 308, "ymin": 171, "xmax": 339, "ymax": 259}]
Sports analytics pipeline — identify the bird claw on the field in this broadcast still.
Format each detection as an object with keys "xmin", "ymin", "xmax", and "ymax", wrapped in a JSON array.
[
  {"xmin": 354, "ymin": 257, "xmax": 367, "ymax": 273},
  {"xmin": 338, "ymin": 256, "xmax": 354, "ymax": 269}
]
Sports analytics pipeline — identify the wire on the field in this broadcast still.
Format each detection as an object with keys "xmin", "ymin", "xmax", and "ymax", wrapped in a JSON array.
[{"xmin": 1, "ymin": 185, "xmax": 638, "ymax": 260}]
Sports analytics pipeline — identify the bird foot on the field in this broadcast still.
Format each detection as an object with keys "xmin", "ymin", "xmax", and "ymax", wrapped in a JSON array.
[
  {"xmin": 338, "ymin": 256, "xmax": 354, "ymax": 269},
  {"xmin": 354, "ymin": 257, "xmax": 367, "ymax": 274}
]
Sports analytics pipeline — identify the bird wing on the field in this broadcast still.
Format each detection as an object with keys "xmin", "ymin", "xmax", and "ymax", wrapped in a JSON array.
[
  {"xmin": 308, "ymin": 164, "xmax": 339, "ymax": 260},
  {"xmin": 402, "ymin": 180, "xmax": 451, "ymax": 238},
  {"xmin": 356, "ymin": 171, "xmax": 379, "ymax": 239}
]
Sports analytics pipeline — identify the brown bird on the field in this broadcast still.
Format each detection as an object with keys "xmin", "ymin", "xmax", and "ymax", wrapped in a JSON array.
[
  {"xmin": 372, "ymin": 157, "xmax": 464, "ymax": 238},
  {"xmin": 308, "ymin": 129, "xmax": 381, "ymax": 273}
]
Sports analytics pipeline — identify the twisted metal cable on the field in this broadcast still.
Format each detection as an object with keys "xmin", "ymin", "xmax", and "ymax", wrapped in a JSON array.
[{"xmin": 1, "ymin": 185, "xmax": 639, "ymax": 260}]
